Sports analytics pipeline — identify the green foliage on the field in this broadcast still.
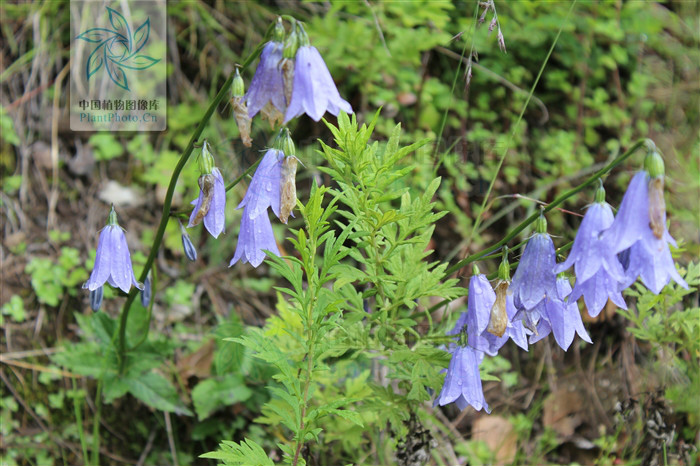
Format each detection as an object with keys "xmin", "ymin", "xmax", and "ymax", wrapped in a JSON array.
[
  {"xmin": 0, "ymin": 105, "xmax": 20, "ymax": 147},
  {"xmin": 89, "ymin": 133, "xmax": 125, "ymax": 161},
  {"xmin": 25, "ymin": 247, "xmax": 87, "ymax": 307},
  {"xmin": 53, "ymin": 311, "xmax": 191, "ymax": 415},
  {"xmin": 206, "ymin": 114, "xmax": 463, "ymax": 463},
  {"xmin": 1, "ymin": 294, "xmax": 26, "ymax": 323},
  {"xmin": 618, "ymin": 261, "xmax": 700, "ymax": 430},
  {"xmin": 3, "ymin": 2, "xmax": 698, "ymax": 465}
]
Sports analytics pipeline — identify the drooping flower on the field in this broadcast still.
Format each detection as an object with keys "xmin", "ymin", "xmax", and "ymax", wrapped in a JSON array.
[
  {"xmin": 436, "ymin": 344, "xmax": 490, "ymax": 413},
  {"xmin": 188, "ymin": 142, "xmax": 227, "ymax": 239},
  {"xmin": 179, "ymin": 221, "xmax": 197, "ymax": 261},
  {"xmin": 568, "ymin": 269, "xmax": 627, "ymax": 318},
  {"xmin": 283, "ymin": 24, "xmax": 352, "ymax": 124},
  {"xmin": 450, "ymin": 263, "xmax": 529, "ymax": 354},
  {"xmin": 532, "ymin": 277, "xmax": 592, "ymax": 351},
  {"xmin": 510, "ymin": 215, "xmax": 559, "ymax": 329},
  {"xmin": 90, "ymin": 286, "xmax": 103, "ymax": 311},
  {"xmin": 83, "ymin": 206, "xmax": 143, "ymax": 294},
  {"xmin": 140, "ymin": 273, "xmax": 152, "ymax": 308},
  {"xmin": 601, "ymin": 151, "xmax": 688, "ymax": 294},
  {"xmin": 245, "ymin": 26, "xmax": 287, "ymax": 125},
  {"xmin": 229, "ymin": 208, "xmax": 280, "ymax": 268},
  {"xmin": 555, "ymin": 183, "xmax": 627, "ymax": 317},
  {"xmin": 621, "ymin": 239, "xmax": 687, "ymax": 294},
  {"xmin": 236, "ymin": 149, "xmax": 283, "ymax": 220}
]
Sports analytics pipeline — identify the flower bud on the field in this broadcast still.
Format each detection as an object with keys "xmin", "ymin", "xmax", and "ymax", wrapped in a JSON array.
[
  {"xmin": 644, "ymin": 149, "xmax": 665, "ymax": 178},
  {"xmin": 180, "ymin": 222, "xmax": 198, "ymax": 261},
  {"xmin": 107, "ymin": 205, "xmax": 118, "ymax": 226},
  {"xmin": 283, "ymin": 23, "xmax": 299, "ymax": 59},
  {"xmin": 273, "ymin": 17, "xmax": 285, "ymax": 42},
  {"xmin": 199, "ymin": 141, "xmax": 215, "ymax": 175},
  {"xmin": 140, "ymin": 273, "xmax": 152, "ymax": 308},
  {"xmin": 594, "ymin": 178, "xmax": 606, "ymax": 204},
  {"xmin": 535, "ymin": 211, "xmax": 547, "ymax": 234},
  {"xmin": 274, "ymin": 127, "xmax": 296, "ymax": 156},
  {"xmin": 497, "ymin": 247, "xmax": 511, "ymax": 282},
  {"xmin": 90, "ymin": 286, "xmax": 103, "ymax": 311},
  {"xmin": 231, "ymin": 68, "xmax": 245, "ymax": 97}
]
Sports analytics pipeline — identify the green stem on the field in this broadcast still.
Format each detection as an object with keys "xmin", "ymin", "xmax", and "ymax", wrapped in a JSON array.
[
  {"xmin": 443, "ymin": 138, "xmax": 648, "ymax": 279},
  {"xmin": 116, "ymin": 73, "xmax": 233, "ymax": 372},
  {"xmin": 292, "ymin": 214, "xmax": 319, "ymax": 466},
  {"xmin": 91, "ymin": 377, "xmax": 103, "ymax": 466},
  {"xmin": 71, "ymin": 379, "xmax": 89, "ymax": 465},
  {"xmin": 114, "ymin": 27, "xmax": 275, "ymax": 373}
]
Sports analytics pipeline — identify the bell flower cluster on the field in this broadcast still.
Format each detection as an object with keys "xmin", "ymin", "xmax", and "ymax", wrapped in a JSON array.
[
  {"xmin": 243, "ymin": 18, "xmax": 352, "ymax": 131},
  {"xmin": 509, "ymin": 214, "xmax": 592, "ymax": 351},
  {"xmin": 601, "ymin": 165, "xmax": 688, "ymax": 294},
  {"xmin": 438, "ymin": 259, "xmax": 529, "ymax": 413},
  {"xmin": 437, "ymin": 148, "xmax": 689, "ymax": 415}
]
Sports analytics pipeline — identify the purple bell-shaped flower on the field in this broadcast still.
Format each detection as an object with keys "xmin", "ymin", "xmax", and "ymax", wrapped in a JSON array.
[
  {"xmin": 555, "ymin": 182, "xmax": 627, "ymax": 317},
  {"xmin": 188, "ymin": 141, "xmax": 227, "ymax": 239},
  {"xmin": 283, "ymin": 23, "xmax": 352, "ymax": 124},
  {"xmin": 83, "ymin": 206, "xmax": 143, "ymax": 294},
  {"xmin": 245, "ymin": 19, "xmax": 287, "ymax": 125},
  {"xmin": 435, "ymin": 344, "xmax": 490, "ymax": 413},
  {"xmin": 530, "ymin": 277, "xmax": 592, "ymax": 351},
  {"xmin": 602, "ymin": 149, "xmax": 688, "ymax": 294},
  {"xmin": 510, "ymin": 214, "xmax": 560, "ymax": 331},
  {"xmin": 229, "ymin": 209, "xmax": 280, "ymax": 268}
]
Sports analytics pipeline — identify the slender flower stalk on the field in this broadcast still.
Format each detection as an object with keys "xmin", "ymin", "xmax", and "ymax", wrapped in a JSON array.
[{"xmin": 116, "ymin": 66, "xmax": 240, "ymax": 372}]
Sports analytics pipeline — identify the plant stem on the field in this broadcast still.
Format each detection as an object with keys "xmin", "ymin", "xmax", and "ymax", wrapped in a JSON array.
[
  {"xmin": 115, "ymin": 73, "xmax": 233, "ymax": 372},
  {"xmin": 113, "ymin": 27, "xmax": 274, "ymax": 372},
  {"xmin": 71, "ymin": 379, "xmax": 89, "ymax": 465},
  {"xmin": 91, "ymin": 377, "xmax": 103, "ymax": 466},
  {"xmin": 443, "ymin": 138, "xmax": 648, "ymax": 278}
]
